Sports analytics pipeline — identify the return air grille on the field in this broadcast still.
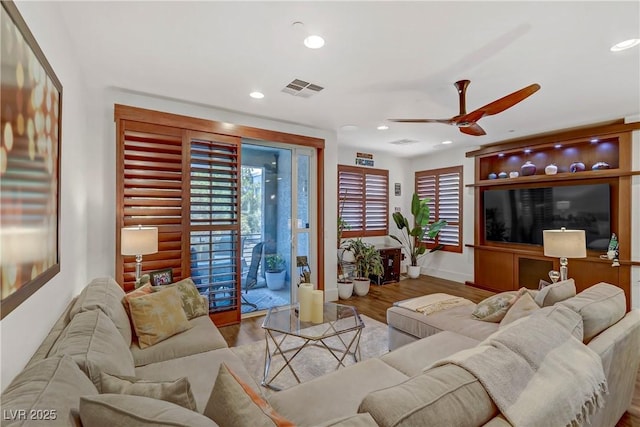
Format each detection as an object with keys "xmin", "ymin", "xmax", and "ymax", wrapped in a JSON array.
[
  {"xmin": 281, "ymin": 79, "xmax": 324, "ymax": 98},
  {"xmin": 388, "ymin": 138, "xmax": 420, "ymax": 146}
]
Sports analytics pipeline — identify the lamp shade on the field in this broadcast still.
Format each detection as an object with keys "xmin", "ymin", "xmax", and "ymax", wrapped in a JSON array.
[
  {"xmin": 543, "ymin": 228, "xmax": 587, "ymax": 258},
  {"xmin": 121, "ymin": 226, "xmax": 158, "ymax": 256}
]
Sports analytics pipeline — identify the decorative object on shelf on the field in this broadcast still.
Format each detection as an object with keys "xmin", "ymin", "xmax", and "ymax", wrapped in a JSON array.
[
  {"xmin": 498, "ymin": 171, "xmax": 508, "ymax": 179},
  {"xmin": 488, "ymin": 172, "xmax": 498, "ymax": 180},
  {"xmin": 543, "ymin": 227, "xmax": 587, "ymax": 281},
  {"xmin": 569, "ymin": 161, "xmax": 586, "ymax": 173},
  {"xmin": 544, "ymin": 164, "xmax": 558, "ymax": 175},
  {"xmin": 548, "ymin": 270, "xmax": 561, "ymax": 283},
  {"xmin": 390, "ymin": 193, "xmax": 447, "ymax": 279},
  {"xmin": 509, "ymin": 171, "xmax": 519, "ymax": 178},
  {"xmin": 520, "ymin": 161, "xmax": 537, "ymax": 176},
  {"xmin": 591, "ymin": 161, "xmax": 610, "ymax": 170},
  {"xmin": 121, "ymin": 225, "xmax": 159, "ymax": 287}
]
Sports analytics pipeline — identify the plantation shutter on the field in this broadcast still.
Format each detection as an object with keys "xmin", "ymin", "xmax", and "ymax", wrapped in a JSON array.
[
  {"xmin": 415, "ymin": 166, "xmax": 463, "ymax": 253},
  {"xmin": 338, "ymin": 165, "xmax": 388, "ymax": 237},
  {"xmin": 188, "ymin": 131, "xmax": 241, "ymax": 325},
  {"xmin": 117, "ymin": 121, "xmax": 185, "ymax": 290}
]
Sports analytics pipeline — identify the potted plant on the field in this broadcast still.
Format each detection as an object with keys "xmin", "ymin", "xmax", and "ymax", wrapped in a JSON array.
[
  {"xmin": 390, "ymin": 193, "xmax": 448, "ymax": 279},
  {"xmin": 265, "ymin": 253, "xmax": 286, "ymax": 290},
  {"xmin": 344, "ymin": 238, "xmax": 383, "ymax": 296},
  {"xmin": 337, "ymin": 196, "xmax": 354, "ymax": 299}
]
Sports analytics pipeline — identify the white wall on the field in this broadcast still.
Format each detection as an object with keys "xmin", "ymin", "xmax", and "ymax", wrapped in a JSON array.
[
  {"xmin": 409, "ymin": 146, "xmax": 478, "ymax": 283},
  {"xmin": 1, "ymin": 1, "xmax": 90, "ymax": 391}
]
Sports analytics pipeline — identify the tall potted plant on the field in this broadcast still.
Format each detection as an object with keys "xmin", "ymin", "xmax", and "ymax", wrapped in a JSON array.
[
  {"xmin": 344, "ymin": 238, "xmax": 383, "ymax": 296},
  {"xmin": 390, "ymin": 193, "xmax": 448, "ymax": 279},
  {"xmin": 265, "ymin": 253, "xmax": 286, "ymax": 290}
]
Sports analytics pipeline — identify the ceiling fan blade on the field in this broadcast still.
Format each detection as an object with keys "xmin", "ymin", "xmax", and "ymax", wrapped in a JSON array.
[
  {"xmin": 459, "ymin": 123, "xmax": 486, "ymax": 136},
  {"xmin": 473, "ymin": 83, "xmax": 541, "ymax": 118},
  {"xmin": 388, "ymin": 118, "xmax": 454, "ymax": 124}
]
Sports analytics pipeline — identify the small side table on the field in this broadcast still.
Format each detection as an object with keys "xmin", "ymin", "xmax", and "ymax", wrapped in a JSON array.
[{"xmin": 261, "ymin": 302, "xmax": 364, "ymax": 390}]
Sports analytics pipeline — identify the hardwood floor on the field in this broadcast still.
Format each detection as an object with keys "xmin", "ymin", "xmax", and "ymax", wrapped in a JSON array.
[{"xmin": 218, "ymin": 274, "xmax": 640, "ymax": 426}]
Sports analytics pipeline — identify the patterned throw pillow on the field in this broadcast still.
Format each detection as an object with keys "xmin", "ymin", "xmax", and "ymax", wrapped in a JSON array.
[
  {"xmin": 153, "ymin": 278, "xmax": 208, "ymax": 319},
  {"xmin": 122, "ymin": 283, "xmax": 153, "ymax": 316},
  {"xmin": 472, "ymin": 291, "xmax": 519, "ymax": 322},
  {"xmin": 100, "ymin": 372, "xmax": 196, "ymax": 411},
  {"xmin": 204, "ymin": 364, "xmax": 294, "ymax": 427},
  {"xmin": 128, "ymin": 287, "xmax": 192, "ymax": 349}
]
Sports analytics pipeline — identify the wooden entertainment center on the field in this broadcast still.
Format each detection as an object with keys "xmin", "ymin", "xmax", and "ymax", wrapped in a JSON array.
[{"xmin": 466, "ymin": 120, "xmax": 640, "ymax": 308}]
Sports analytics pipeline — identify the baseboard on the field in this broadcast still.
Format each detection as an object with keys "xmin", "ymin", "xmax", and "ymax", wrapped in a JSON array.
[
  {"xmin": 420, "ymin": 267, "xmax": 473, "ymax": 284},
  {"xmin": 324, "ymin": 286, "xmax": 339, "ymax": 302}
]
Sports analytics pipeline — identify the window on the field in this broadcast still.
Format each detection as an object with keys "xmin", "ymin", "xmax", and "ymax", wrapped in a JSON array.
[
  {"xmin": 338, "ymin": 165, "xmax": 389, "ymax": 237},
  {"xmin": 415, "ymin": 166, "xmax": 463, "ymax": 253}
]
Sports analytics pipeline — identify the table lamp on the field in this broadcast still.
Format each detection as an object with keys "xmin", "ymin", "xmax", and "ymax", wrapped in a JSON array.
[
  {"xmin": 121, "ymin": 225, "xmax": 158, "ymax": 286},
  {"xmin": 543, "ymin": 227, "xmax": 586, "ymax": 281}
]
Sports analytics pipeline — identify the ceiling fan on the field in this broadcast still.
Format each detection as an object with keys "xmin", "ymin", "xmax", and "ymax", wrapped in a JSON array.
[{"xmin": 388, "ymin": 80, "xmax": 541, "ymax": 136}]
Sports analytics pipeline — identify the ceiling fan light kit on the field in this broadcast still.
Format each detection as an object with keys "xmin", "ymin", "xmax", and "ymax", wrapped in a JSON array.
[{"xmin": 389, "ymin": 79, "xmax": 541, "ymax": 136}]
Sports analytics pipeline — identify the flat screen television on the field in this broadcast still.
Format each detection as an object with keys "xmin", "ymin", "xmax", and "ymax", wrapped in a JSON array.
[{"xmin": 483, "ymin": 183, "xmax": 610, "ymax": 250}]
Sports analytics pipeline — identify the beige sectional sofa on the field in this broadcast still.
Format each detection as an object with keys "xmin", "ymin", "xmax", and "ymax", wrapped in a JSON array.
[{"xmin": 2, "ymin": 277, "xmax": 638, "ymax": 427}]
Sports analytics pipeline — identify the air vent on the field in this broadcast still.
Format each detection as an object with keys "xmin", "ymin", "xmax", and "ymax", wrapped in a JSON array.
[
  {"xmin": 388, "ymin": 139, "xmax": 420, "ymax": 146},
  {"xmin": 281, "ymin": 79, "xmax": 325, "ymax": 97}
]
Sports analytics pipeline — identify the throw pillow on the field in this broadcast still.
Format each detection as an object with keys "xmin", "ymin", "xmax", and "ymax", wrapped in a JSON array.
[
  {"xmin": 471, "ymin": 291, "xmax": 519, "ymax": 322},
  {"xmin": 100, "ymin": 372, "xmax": 196, "ymax": 411},
  {"xmin": 80, "ymin": 394, "xmax": 216, "ymax": 427},
  {"xmin": 500, "ymin": 290, "xmax": 541, "ymax": 326},
  {"xmin": 122, "ymin": 283, "xmax": 153, "ymax": 316},
  {"xmin": 153, "ymin": 278, "xmax": 208, "ymax": 319},
  {"xmin": 128, "ymin": 287, "xmax": 192, "ymax": 349},
  {"xmin": 204, "ymin": 363, "xmax": 294, "ymax": 427},
  {"xmin": 534, "ymin": 278, "xmax": 576, "ymax": 307}
]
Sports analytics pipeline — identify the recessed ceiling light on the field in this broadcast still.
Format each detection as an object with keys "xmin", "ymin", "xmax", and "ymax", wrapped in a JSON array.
[
  {"xmin": 441, "ymin": 140, "xmax": 453, "ymax": 145},
  {"xmin": 340, "ymin": 125, "xmax": 358, "ymax": 131},
  {"xmin": 249, "ymin": 91, "xmax": 264, "ymax": 99},
  {"xmin": 610, "ymin": 39, "xmax": 640, "ymax": 52},
  {"xmin": 377, "ymin": 125, "xmax": 389, "ymax": 130},
  {"xmin": 304, "ymin": 35, "xmax": 325, "ymax": 49}
]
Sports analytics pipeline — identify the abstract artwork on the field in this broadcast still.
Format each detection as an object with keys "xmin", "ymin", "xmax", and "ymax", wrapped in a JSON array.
[{"xmin": 1, "ymin": 1, "xmax": 62, "ymax": 319}]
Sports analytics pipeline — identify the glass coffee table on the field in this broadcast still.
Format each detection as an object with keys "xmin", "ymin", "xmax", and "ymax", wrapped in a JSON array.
[{"xmin": 261, "ymin": 302, "xmax": 364, "ymax": 390}]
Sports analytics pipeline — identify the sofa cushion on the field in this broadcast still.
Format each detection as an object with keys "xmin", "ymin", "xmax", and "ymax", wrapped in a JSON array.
[
  {"xmin": 153, "ymin": 278, "xmax": 209, "ymax": 319},
  {"xmin": 70, "ymin": 277, "xmax": 132, "ymax": 346},
  {"xmin": 316, "ymin": 413, "xmax": 379, "ymax": 427},
  {"xmin": 500, "ymin": 291, "xmax": 540, "ymax": 326},
  {"xmin": 269, "ymin": 358, "xmax": 408, "ymax": 426},
  {"xmin": 472, "ymin": 291, "xmax": 519, "ymax": 322},
  {"xmin": 100, "ymin": 372, "xmax": 197, "ymax": 410},
  {"xmin": 387, "ymin": 304, "xmax": 499, "ymax": 341},
  {"xmin": 534, "ymin": 278, "xmax": 576, "ymax": 307},
  {"xmin": 79, "ymin": 394, "xmax": 217, "ymax": 427},
  {"xmin": 50, "ymin": 309, "xmax": 135, "ymax": 391},
  {"xmin": 560, "ymin": 282, "xmax": 626, "ymax": 342},
  {"xmin": 131, "ymin": 315, "xmax": 227, "ymax": 367},
  {"xmin": 0, "ymin": 355, "xmax": 98, "ymax": 427},
  {"xmin": 358, "ymin": 364, "xmax": 497, "ymax": 427},
  {"xmin": 135, "ymin": 348, "xmax": 257, "ymax": 413},
  {"xmin": 128, "ymin": 287, "xmax": 192, "ymax": 349},
  {"xmin": 380, "ymin": 331, "xmax": 479, "ymax": 376},
  {"xmin": 532, "ymin": 304, "xmax": 584, "ymax": 341},
  {"xmin": 203, "ymin": 363, "xmax": 293, "ymax": 427}
]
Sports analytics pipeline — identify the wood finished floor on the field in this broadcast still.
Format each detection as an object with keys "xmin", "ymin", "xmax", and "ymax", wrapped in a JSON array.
[{"xmin": 219, "ymin": 274, "xmax": 640, "ymax": 426}]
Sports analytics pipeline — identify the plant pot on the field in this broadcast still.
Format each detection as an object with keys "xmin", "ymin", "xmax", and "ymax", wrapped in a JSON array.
[
  {"xmin": 337, "ymin": 280, "xmax": 354, "ymax": 299},
  {"xmin": 353, "ymin": 278, "xmax": 370, "ymax": 296},
  {"xmin": 407, "ymin": 265, "xmax": 421, "ymax": 279},
  {"xmin": 265, "ymin": 270, "xmax": 286, "ymax": 290}
]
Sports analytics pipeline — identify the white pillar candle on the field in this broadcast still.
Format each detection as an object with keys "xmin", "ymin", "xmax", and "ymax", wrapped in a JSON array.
[
  {"xmin": 311, "ymin": 290, "xmax": 324, "ymax": 324},
  {"xmin": 298, "ymin": 283, "xmax": 313, "ymax": 322}
]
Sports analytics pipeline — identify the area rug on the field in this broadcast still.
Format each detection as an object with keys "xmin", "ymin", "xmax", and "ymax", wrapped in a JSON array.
[
  {"xmin": 241, "ymin": 287, "xmax": 290, "ymax": 314},
  {"xmin": 231, "ymin": 315, "xmax": 389, "ymax": 393}
]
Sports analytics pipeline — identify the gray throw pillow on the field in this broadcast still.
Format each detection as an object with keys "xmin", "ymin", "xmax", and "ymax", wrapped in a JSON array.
[
  {"xmin": 100, "ymin": 372, "xmax": 196, "ymax": 410},
  {"xmin": 534, "ymin": 278, "xmax": 576, "ymax": 307}
]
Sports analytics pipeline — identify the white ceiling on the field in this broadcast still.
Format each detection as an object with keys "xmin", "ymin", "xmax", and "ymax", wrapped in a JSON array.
[{"xmin": 54, "ymin": 1, "xmax": 640, "ymax": 157}]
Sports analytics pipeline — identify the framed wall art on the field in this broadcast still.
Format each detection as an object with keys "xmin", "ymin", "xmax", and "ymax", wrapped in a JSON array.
[{"xmin": 1, "ymin": 1, "xmax": 62, "ymax": 319}]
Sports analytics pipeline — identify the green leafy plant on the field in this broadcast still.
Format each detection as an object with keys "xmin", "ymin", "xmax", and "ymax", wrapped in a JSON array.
[
  {"xmin": 390, "ymin": 193, "xmax": 448, "ymax": 266},
  {"xmin": 265, "ymin": 253, "xmax": 285, "ymax": 272},
  {"xmin": 344, "ymin": 238, "xmax": 384, "ymax": 280}
]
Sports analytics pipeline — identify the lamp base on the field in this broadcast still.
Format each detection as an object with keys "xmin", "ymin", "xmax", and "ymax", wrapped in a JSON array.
[{"xmin": 559, "ymin": 257, "xmax": 568, "ymax": 281}]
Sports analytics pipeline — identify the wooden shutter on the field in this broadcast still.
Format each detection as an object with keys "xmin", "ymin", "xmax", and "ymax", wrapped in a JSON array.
[
  {"xmin": 188, "ymin": 131, "xmax": 241, "ymax": 326},
  {"xmin": 338, "ymin": 165, "xmax": 388, "ymax": 237},
  {"xmin": 117, "ymin": 121, "xmax": 185, "ymax": 291},
  {"xmin": 415, "ymin": 166, "xmax": 463, "ymax": 253}
]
